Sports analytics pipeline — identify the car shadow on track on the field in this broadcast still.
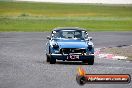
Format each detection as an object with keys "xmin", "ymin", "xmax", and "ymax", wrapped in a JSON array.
[
  {"xmin": 43, "ymin": 61, "xmax": 95, "ymax": 65},
  {"xmin": 56, "ymin": 61, "xmax": 90, "ymax": 65}
]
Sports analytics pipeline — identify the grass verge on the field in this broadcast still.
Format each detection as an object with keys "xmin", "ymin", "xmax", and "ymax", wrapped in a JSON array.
[{"xmin": 0, "ymin": 1, "xmax": 132, "ymax": 31}]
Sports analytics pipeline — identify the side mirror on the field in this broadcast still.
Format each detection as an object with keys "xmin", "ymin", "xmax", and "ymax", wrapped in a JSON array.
[
  {"xmin": 47, "ymin": 36, "xmax": 51, "ymax": 40},
  {"xmin": 88, "ymin": 37, "xmax": 92, "ymax": 41}
]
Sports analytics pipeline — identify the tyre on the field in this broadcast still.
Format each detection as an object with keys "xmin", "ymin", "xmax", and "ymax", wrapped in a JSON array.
[
  {"xmin": 88, "ymin": 57, "xmax": 94, "ymax": 65},
  {"xmin": 82, "ymin": 60, "xmax": 87, "ymax": 63},
  {"xmin": 46, "ymin": 54, "xmax": 50, "ymax": 62},
  {"xmin": 50, "ymin": 56, "xmax": 56, "ymax": 64}
]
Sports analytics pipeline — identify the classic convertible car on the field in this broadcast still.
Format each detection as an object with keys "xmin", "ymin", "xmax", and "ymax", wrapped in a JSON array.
[{"xmin": 46, "ymin": 27, "xmax": 94, "ymax": 65}]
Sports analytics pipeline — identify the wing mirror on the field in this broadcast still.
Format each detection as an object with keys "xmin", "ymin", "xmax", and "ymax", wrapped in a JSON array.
[
  {"xmin": 47, "ymin": 36, "xmax": 51, "ymax": 40},
  {"xmin": 86, "ymin": 37, "xmax": 92, "ymax": 41},
  {"xmin": 88, "ymin": 37, "xmax": 92, "ymax": 41}
]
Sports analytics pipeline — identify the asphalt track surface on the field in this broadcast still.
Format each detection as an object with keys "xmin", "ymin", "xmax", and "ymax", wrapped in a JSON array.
[{"xmin": 0, "ymin": 32, "xmax": 132, "ymax": 88}]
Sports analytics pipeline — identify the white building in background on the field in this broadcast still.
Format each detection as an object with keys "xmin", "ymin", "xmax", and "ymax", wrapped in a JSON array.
[{"xmin": 17, "ymin": 0, "xmax": 132, "ymax": 4}]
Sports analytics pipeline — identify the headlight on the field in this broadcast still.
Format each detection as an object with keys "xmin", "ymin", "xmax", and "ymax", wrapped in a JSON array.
[
  {"xmin": 52, "ymin": 45, "xmax": 60, "ymax": 53},
  {"xmin": 51, "ymin": 41, "xmax": 59, "ymax": 49},
  {"xmin": 88, "ymin": 45, "xmax": 92, "ymax": 51},
  {"xmin": 53, "ymin": 44, "xmax": 59, "ymax": 49},
  {"xmin": 54, "ymin": 49, "xmax": 59, "ymax": 53},
  {"xmin": 87, "ymin": 41, "xmax": 94, "ymax": 47},
  {"xmin": 87, "ymin": 42, "xmax": 94, "ymax": 51}
]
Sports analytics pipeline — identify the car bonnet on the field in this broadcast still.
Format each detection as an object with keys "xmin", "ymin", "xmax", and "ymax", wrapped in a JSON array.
[{"xmin": 55, "ymin": 39, "xmax": 88, "ymax": 48}]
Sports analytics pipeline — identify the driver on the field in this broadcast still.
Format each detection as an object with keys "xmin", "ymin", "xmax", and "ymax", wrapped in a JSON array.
[{"xmin": 67, "ymin": 31, "xmax": 74, "ymax": 38}]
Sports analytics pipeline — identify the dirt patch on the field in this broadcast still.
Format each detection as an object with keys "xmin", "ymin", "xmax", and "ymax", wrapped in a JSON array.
[{"xmin": 100, "ymin": 45, "xmax": 132, "ymax": 61}]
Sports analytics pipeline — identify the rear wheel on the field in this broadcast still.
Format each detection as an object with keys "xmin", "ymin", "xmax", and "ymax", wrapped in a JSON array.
[{"xmin": 50, "ymin": 56, "xmax": 56, "ymax": 64}]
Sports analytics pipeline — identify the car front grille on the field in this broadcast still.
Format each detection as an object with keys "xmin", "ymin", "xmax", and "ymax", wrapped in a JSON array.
[{"xmin": 60, "ymin": 48, "xmax": 86, "ymax": 54}]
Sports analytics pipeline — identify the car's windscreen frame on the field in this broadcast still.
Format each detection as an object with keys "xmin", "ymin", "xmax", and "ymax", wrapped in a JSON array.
[{"xmin": 51, "ymin": 30, "xmax": 88, "ymax": 40}]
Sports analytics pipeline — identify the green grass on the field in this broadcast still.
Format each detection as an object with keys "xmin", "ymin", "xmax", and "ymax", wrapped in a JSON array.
[{"xmin": 0, "ymin": 1, "xmax": 132, "ymax": 31}]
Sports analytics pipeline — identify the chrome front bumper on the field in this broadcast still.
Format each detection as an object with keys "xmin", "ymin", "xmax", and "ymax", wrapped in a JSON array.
[{"xmin": 50, "ymin": 53, "xmax": 94, "ymax": 61}]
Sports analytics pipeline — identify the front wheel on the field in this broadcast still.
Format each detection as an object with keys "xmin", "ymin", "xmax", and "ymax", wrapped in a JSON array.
[
  {"xmin": 50, "ymin": 56, "xmax": 56, "ymax": 64},
  {"xmin": 88, "ymin": 57, "xmax": 94, "ymax": 65}
]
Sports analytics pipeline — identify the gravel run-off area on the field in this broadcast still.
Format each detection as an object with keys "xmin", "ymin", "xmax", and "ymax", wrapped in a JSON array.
[{"xmin": 100, "ymin": 45, "xmax": 132, "ymax": 61}]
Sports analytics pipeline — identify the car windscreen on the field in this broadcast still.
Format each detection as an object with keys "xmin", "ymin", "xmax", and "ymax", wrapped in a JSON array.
[{"xmin": 52, "ymin": 30, "xmax": 88, "ymax": 39}]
